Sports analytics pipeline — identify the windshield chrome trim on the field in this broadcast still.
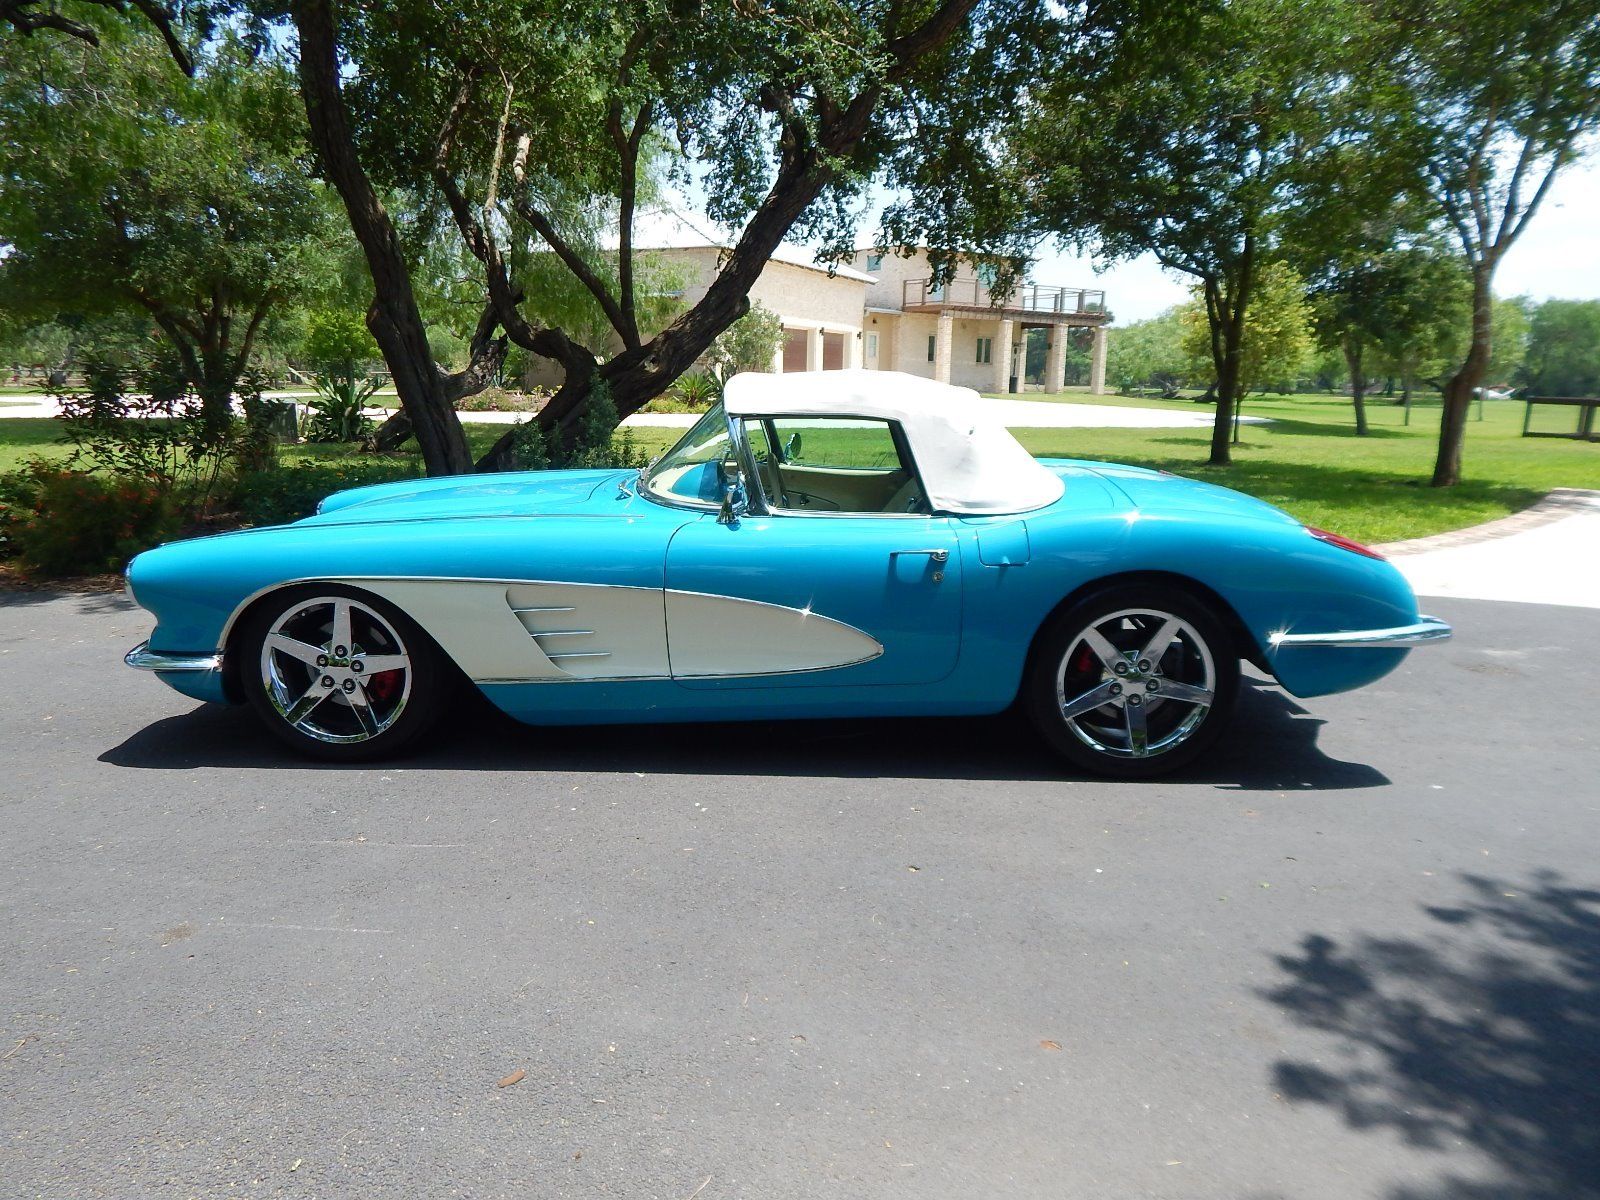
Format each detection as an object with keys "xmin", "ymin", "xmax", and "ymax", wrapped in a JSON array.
[{"xmin": 638, "ymin": 402, "xmax": 745, "ymax": 513}]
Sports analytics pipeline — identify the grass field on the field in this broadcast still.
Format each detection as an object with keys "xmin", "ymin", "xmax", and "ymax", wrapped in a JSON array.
[
  {"xmin": 3, "ymin": 390, "xmax": 1595, "ymax": 545},
  {"xmin": 1004, "ymin": 390, "xmax": 1599, "ymax": 543}
]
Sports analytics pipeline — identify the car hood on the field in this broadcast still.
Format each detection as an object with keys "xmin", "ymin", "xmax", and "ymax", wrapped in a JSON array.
[
  {"xmin": 1040, "ymin": 459, "xmax": 1301, "ymax": 527},
  {"xmin": 299, "ymin": 468, "xmax": 629, "ymax": 526}
]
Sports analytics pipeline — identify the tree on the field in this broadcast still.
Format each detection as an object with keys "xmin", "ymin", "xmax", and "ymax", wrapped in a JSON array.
[
  {"xmin": 281, "ymin": 0, "xmax": 1089, "ymax": 474},
  {"xmin": 1520, "ymin": 299, "xmax": 1600, "ymax": 397},
  {"xmin": 1, "ymin": 0, "xmax": 196, "ymax": 71},
  {"xmin": 0, "ymin": 23, "xmax": 330, "ymax": 438},
  {"xmin": 1022, "ymin": 0, "xmax": 1380, "ymax": 465},
  {"xmin": 707, "ymin": 302, "xmax": 784, "ymax": 382},
  {"xmin": 1105, "ymin": 310, "xmax": 1188, "ymax": 397},
  {"xmin": 1370, "ymin": 0, "xmax": 1600, "ymax": 485},
  {"xmin": 1309, "ymin": 242, "xmax": 1469, "ymax": 433},
  {"xmin": 1179, "ymin": 260, "xmax": 1314, "ymax": 429}
]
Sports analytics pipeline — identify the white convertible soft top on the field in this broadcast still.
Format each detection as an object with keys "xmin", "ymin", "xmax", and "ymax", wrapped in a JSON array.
[{"xmin": 721, "ymin": 370, "xmax": 1066, "ymax": 516}]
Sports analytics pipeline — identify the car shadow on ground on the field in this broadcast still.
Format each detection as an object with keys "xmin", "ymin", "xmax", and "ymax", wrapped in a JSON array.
[
  {"xmin": 1263, "ymin": 870, "xmax": 1600, "ymax": 1199},
  {"xmin": 102, "ymin": 677, "xmax": 1389, "ymax": 790}
]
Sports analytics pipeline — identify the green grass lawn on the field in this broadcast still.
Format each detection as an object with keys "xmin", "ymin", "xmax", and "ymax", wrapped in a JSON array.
[
  {"xmin": 3, "ymin": 391, "xmax": 1595, "ymax": 544},
  {"xmin": 998, "ymin": 391, "xmax": 1599, "ymax": 543}
]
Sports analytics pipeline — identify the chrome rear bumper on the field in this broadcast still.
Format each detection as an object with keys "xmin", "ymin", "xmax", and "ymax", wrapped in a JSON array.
[
  {"xmin": 125, "ymin": 641, "xmax": 223, "ymax": 672},
  {"xmin": 1269, "ymin": 616, "xmax": 1453, "ymax": 650}
]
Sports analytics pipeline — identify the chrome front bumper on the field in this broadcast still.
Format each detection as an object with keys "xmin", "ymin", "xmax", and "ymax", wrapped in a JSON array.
[
  {"xmin": 1269, "ymin": 615, "xmax": 1453, "ymax": 650},
  {"xmin": 125, "ymin": 641, "xmax": 223, "ymax": 672}
]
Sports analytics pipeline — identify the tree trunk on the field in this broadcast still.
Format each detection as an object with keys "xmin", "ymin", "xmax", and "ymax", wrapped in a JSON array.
[
  {"xmin": 1210, "ymin": 351, "xmax": 1239, "ymax": 465},
  {"xmin": 1343, "ymin": 338, "xmax": 1368, "ymax": 436},
  {"xmin": 291, "ymin": 0, "xmax": 472, "ymax": 477},
  {"xmin": 1432, "ymin": 265, "xmax": 1494, "ymax": 488}
]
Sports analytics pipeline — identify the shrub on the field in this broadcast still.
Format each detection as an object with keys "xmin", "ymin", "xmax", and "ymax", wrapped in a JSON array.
[
  {"xmin": 563, "ymin": 381, "xmax": 648, "ymax": 470},
  {"xmin": 232, "ymin": 460, "xmax": 418, "ymax": 527},
  {"xmin": 6, "ymin": 463, "xmax": 177, "ymax": 576},
  {"xmin": 57, "ymin": 349, "xmax": 237, "ymax": 514},
  {"xmin": 708, "ymin": 301, "xmax": 784, "ymax": 380},
  {"xmin": 667, "ymin": 370, "xmax": 720, "ymax": 408},
  {"xmin": 456, "ymin": 387, "xmax": 544, "ymax": 412},
  {"xmin": 302, "ymin": 375, "xmax": 378, "ymax": 443}
]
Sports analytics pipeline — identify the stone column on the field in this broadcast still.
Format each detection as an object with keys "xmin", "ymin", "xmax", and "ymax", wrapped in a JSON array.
[
  {"xmin": 933, "ymin": 310, "xmax": 954, "ymax": 384},
  {"xmin": 1045, "ymin": 323, "xmax": 1068, "ymax": 394},
  {"xmin": 1090, "ymin": 324, "xmax": 1108, "ymax": 395},
  {"xmin": 843, "ymin": 329, "xmax": 861, "ymax": 368},
  {"xmin": 994, "ymin": 318, "xmax": 1014, "ymax": 394},
  {"xmin": 770, "ymin": 341, "xmax": 785, "ymax": 373},
  {"xmin": 805, "ymin": 326, "xmax": 823, "ymax": 372},
  {"xmin": 886, "ymin": 323, "xmax": 901, "ymax": 371}
]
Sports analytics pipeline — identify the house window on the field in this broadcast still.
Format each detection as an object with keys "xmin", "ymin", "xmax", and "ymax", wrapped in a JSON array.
[
  {"xmin": 865, "ymin": 332, "xmax": 879, "ymax": 360},
  {"xmin": 977, "ymin": 262, "xmax": 998, "ymax": 288},
  {"xmin": 927, "ymin": 335, "xmax": 936, "ymax": 362},
  {"xmin": 976, "ymin": 337, "xmax": 993, "ymax": 364},
  {"xmin": 866, "ymin": 253, "xmax": 884, "ymax": 271}
]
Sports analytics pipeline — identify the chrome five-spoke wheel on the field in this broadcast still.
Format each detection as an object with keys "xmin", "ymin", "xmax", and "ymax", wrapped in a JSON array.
[
  {"xmin": 241, "ymin": 586, "xmax": 448, "ymax": 761},
  {"xmin": 1027, "ymin": 586, "xmax": 1239, "ymax": 778},
  {"xmin": 1058, "ymin": 609, "xmax": 1215, "ymax": 759},
  {"xmin": 260, "ymin": 596, "xmax": 412, "ymax": 743}
]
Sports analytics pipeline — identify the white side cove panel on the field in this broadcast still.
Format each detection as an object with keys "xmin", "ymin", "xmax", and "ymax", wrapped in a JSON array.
[
  {"xmin": 334, "ymin": 578, "xmax": 880, "ymax": 683},
  {"xmin": 665, "ymin": 590, "xmax": 883, "ymax": 679},
  {"xmin": 504, "ymin": 582, "xmax": 670, "ymax": 680}
]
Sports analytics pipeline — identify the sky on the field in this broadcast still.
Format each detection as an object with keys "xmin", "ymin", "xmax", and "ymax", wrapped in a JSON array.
[{"xmin": 1027, "ymin": 157, "xmax": 1600, "ymax": 326}]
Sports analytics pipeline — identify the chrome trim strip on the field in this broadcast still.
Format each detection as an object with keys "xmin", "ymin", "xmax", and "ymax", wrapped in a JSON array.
[
  {"xmin": 125, "ymin": 641, "xmax": 223, "ymax": 673},
  {"xmin": 545, "ymin": 650, "xmax": 612, "ymax": 660},
  {"xmin": 1269, "ymin": 615, "xmax": 1453, "ymax": 650},
  {"xmin": 511, "ymin": 605, "xmax": 576, "ymax": 614},
  {"xmin": 529, "ymin": 629, "xmax": 596, "ymax": 638}
]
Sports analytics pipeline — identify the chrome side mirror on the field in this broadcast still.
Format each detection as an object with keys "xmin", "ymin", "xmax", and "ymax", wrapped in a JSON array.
[{"xmin": 717, "ymin": 481, "xmax": 748, "ymax": 526}]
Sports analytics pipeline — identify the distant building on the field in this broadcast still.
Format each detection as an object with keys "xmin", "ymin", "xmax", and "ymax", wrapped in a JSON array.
[
  {"xmin": 847, "ymin": 246, "xmax": 1109, "ymax": 394},
  {"xmin": 529, "ymin": 213, "xmax": 1111, "ymax": 395}
]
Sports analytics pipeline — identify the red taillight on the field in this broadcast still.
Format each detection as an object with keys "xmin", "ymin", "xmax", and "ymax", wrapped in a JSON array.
[{"xmin": 1307, "ymin": 526, "xmax": 1387, "ymax": 561}]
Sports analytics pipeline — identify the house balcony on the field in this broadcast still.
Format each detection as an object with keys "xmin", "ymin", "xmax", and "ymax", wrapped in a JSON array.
[{"xmin": 900, "ymin": 276, "xmax": 1107, "ymax": 319}]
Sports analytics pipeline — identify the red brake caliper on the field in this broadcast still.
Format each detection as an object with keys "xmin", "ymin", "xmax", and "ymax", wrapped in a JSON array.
[{"xmin": 365, "ymin": 671, "xmax": 403, "ymax": 702}]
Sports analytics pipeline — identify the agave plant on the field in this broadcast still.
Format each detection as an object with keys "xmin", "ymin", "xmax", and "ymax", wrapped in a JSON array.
[
  {"xmin": 302, "ymin": 374, "xmax": 379, "ymax": 443},
  {"xmin": 668, "ymin": 370, "xmax": 721, "ymax": 409}
]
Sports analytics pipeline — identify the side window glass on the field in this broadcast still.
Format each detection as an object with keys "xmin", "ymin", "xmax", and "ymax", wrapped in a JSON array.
[
  {"xmin": 770, "ymin": 418, "xmax": 903, "ymax": 470},
  {"xmin": 737, "ymin": 415, "xmax": 925, "ymax": 514}
]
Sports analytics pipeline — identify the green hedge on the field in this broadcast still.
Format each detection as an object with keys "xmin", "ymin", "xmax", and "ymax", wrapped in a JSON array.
[{"xmin": 232, "ymin": 461, "xmax": 418, "ymax": 527}]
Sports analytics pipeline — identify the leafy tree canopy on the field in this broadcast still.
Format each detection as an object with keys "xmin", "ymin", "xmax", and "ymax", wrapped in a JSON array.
[
  {"xmin": 1105, "ymin": 310, "xmax": 1188, "ymax": 397},
  {"xmin": 1020, "ymin": 0, "xmax": 1394, "ymax": 464},
  {"xmin": 1364, "ymin": 0, "xmax": 1600, "ymax": 483},
  {"xmin": 1179, "ymin": 261, "xmax": 1315, "ymax": 396},
  {"xmin": 1519, "ymin": 299, "xmax": 1600, "ymax": 397},
  {"xmin": 0, "ymin": 19, "xmax": 337, "ymax": 430},
  {"xmin": 253, "ymin": 0, "xmax": 1157, "ymax": 474}
]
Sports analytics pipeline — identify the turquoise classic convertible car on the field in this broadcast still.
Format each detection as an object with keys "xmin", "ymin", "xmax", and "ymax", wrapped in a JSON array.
[{"xmin": 124, "ymin": 371, "xmax": 1450, "ymax": 777}]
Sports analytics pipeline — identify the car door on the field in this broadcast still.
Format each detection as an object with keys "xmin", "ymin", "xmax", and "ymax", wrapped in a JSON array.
[{"xmin": 664, "ymin": 413, "xmax": 963, "ymax": 690}]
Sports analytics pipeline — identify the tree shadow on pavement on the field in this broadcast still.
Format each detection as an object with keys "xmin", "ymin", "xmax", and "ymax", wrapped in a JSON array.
[
  {"xmin": 102, "ymin": 676, "xmax": 1388, "ymax": 789},
  {"xmin": 1265, "ymin": 871, "xmax": 1600, "ymax": 1199}
]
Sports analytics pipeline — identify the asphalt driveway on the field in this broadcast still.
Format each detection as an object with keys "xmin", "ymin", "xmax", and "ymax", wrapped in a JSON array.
[{"xmin": 2, "ymin": 591, "xmax": 1597, "ymax": 1199}]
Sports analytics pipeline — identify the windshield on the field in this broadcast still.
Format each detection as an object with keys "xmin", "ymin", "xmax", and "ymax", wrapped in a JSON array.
[{"xmin": 642, "ymin": 402, "xmax": 737, "ymax": 506}]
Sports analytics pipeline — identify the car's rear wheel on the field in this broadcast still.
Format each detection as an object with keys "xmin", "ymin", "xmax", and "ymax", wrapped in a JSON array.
[
  {"xmin": 1025, "ymin": 584, "xmax": 1240, "ymax": 778},
  {"xmin": 239, "ymin": 585, "xmax": 450, "ymax": 762}
]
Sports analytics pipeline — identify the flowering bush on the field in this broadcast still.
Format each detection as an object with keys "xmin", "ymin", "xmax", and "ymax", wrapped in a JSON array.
[{"xmin": 4, "ymin": 462, "xmax": 177, "ymax": 575}]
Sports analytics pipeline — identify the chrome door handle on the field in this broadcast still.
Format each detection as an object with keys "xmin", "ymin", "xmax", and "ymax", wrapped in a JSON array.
[{"xmin": 890, "ymin": 547, "xmax": 949, "ymax": 583}]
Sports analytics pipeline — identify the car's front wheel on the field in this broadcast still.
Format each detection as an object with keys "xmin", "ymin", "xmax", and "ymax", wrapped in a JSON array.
[
  {"xmin": 239, "ymin": 585, "xmax": 450, "ymax": 761},
  {"xmin": 1025, "ymin": 584, "xmax": 1240, "ymax": 778}
]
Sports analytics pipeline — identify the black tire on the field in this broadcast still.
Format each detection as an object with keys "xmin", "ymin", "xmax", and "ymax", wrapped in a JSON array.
[
  {"xmin": 1024, "ymin": 583, "xmax": 1240, "ymax": 779},
  {"xmin": 238, "ymin": 583, "xmax": 452, "ymax": 762}
]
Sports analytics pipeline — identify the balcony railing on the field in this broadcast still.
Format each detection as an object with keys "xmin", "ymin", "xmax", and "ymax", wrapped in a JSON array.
[{"xmin": 901, "ymin": 276, "xmax": 1106, "ymax": 316}]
